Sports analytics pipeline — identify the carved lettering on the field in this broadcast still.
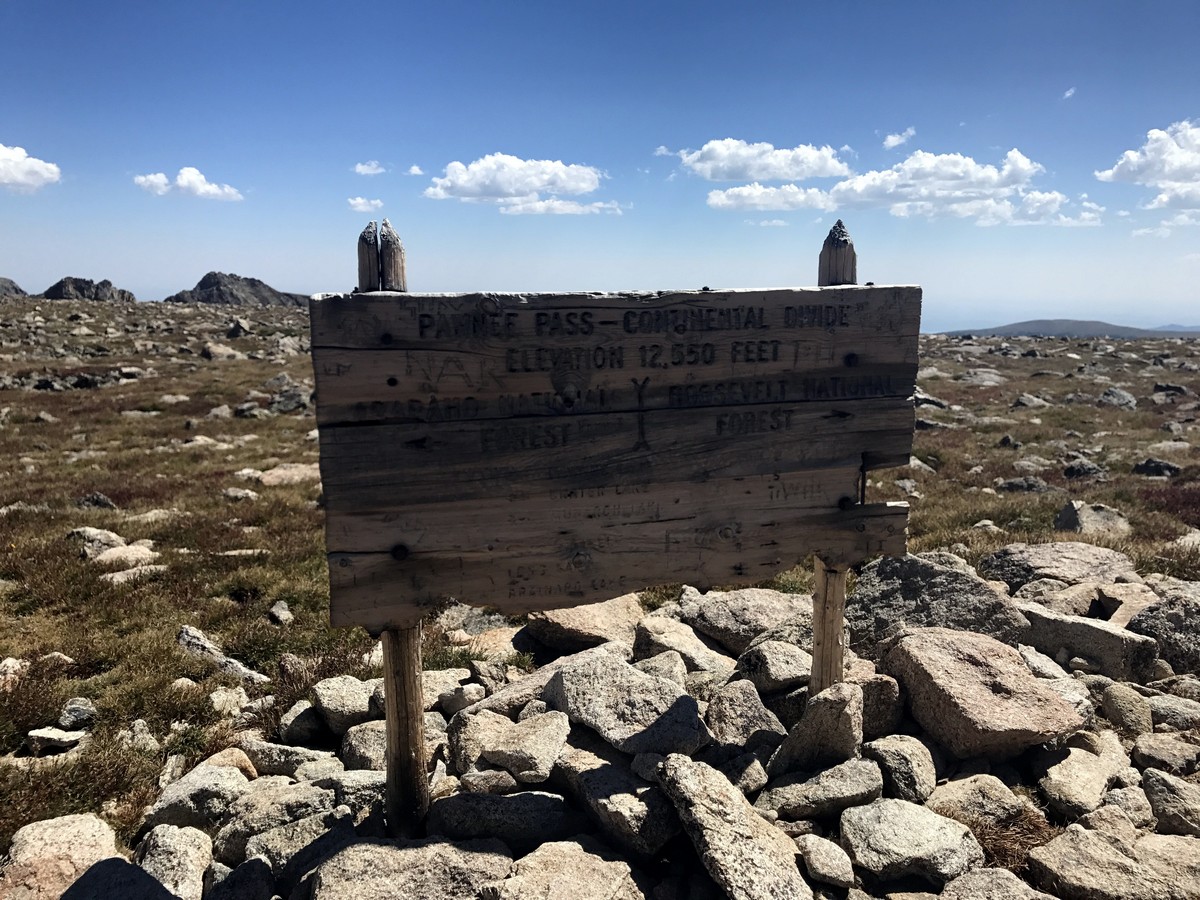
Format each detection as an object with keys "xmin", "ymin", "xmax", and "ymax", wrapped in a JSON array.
[
  {"xmin": 715, "ymin": 408, "xmax": 795, "ymax": 436},
  {"xmin": 622, "ymin": 305, "xmax": 770, "ymax": 335},
  {"xmin": 480, "ymin": 422, "xmax": 571, "ymax": 452},
  {"xmin": 505, "ymin": 346, "xmax": 625, "ymax": 373},
  {"xmin": 783, "ymin": 304, "xmax": 851, "ymax": 328}
]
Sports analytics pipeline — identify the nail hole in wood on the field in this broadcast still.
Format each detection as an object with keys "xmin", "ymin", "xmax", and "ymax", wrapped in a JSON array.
[{"xmin": 391, "ymin": 544, "xmax": 410, "ymax": 562}]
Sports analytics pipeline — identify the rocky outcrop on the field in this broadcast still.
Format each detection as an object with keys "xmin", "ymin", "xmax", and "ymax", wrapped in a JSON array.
[
  {"xmin": 0, "ymin": 276, "xmax": 27, "ymax": 298},
  {"xmin": 165, "ymin": 272, "xmax": 308, "ymax": 307},
  {"xmin": 41, "ymin": 276, "xmax": 136, "ymax": 302}
]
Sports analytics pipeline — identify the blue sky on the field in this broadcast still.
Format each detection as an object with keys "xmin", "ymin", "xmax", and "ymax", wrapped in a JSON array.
[{"xmin": 2, "ymin": 1, "xmax": 1199, "ymax": 331}]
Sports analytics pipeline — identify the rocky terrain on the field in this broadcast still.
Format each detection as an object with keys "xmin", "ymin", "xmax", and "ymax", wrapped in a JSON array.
[
  {"xmin": 164, "ymin": 273, "xmax": 309, "ymax": 309},
  {"xmin": 0, "ymin": 296, "xmax": 1199, "ymax": 899}
]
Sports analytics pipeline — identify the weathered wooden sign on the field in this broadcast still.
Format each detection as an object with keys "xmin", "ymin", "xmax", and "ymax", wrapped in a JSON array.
[{"xmin": 310, "ymin": 285, "xmax": 921, "ymax": 633}]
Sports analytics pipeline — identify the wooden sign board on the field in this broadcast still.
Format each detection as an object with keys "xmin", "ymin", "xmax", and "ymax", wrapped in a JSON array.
[{"xmin": 310, "ymin": 286, "xmax": 921, "ymax": 633}]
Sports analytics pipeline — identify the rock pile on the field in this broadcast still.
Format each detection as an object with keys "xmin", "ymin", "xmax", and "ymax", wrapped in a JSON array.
[
  {"xmin": 42, "ymin": 276, "xmax": 137, "ymax": 303},
  {"xmin": 10, "ymin": 543, "xmax": 1200, "ymax": 900},
  {"xmin": 165, "ymin": 272, "xmax": 308, "ymax": 308}
]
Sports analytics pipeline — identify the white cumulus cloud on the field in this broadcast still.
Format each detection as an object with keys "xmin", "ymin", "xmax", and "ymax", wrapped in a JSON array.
[
  {"xmin": 426, "ymin": 153, "xmax": 602, "ymax": 201},
  {"xmin": 0, "ymin": 144, "xmax": 61, "ymax": 191},
  {"xmin": 1095, "ymin": 120, "xmax": 1200, "ymax": 210},
  {"xmin": 883, "ymin": 127, "xmax": 916, "ymax": 150},
  {"xmin": 707, "ymin": 148, "xmax": 1096, "ymax": 226},
  {"xmin": 134, "ymin": 172, "xmax": 171, "ymax": 195},
  {"xmin": 672, "ymin": 138, "xmax": 849, "ymax": 181},
  {"xmin": 136, "ymin": 167, "xmax": 242, "ymax": 201},
  {"xmin": 424, "ymin": 152, "xmax": 618, "ymax": 215},
  {"xmin": 355, "ymin": 160, "xmax": 385, "ymax": 175},
  {"xmin": 1063, "ymin": 87, "xmax": 1076, "ymax": 100},
  {"xmin": 348, "ymin": 197, "xmax": 383, "ymax": 212},
  {"xmin": 407, "ymin": 165, "xmax": 423, "ymax": 176}
]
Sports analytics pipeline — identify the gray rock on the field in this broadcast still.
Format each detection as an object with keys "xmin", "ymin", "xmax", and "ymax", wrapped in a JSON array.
[
  {"xmin": 134, "ymin": 825, "xmax": 212, "ymax": 900},
  {"xmin": 1102, "ymin": 683, "xmax": 1153, "ymax": 734},
  {"xmin": 461, "ymin": 765, "xmax": 521, "ymax": 795},
  {"xmin": 635, "ymin": 616, "xmax": 736, "ymax": 674},
  {"xmin": 58, "ymin": 697, "xmax": 98, "ymax": 730},
  {"xmin": 175, "ymin": 625, "xmax": 269, "ymax": 684},
  {"xmin": 1147, "ymin": 693, "xmax": 1200, "ymax": 730},
  {"xmin": 978, "ymin": 542, "xmax": 1142, "ymax": 591},
  {"xmin": 311, "ymin": 675, "xmax": 373, "ymax": 736},
  {"xmin": 0, "ymin": 813, "xmax": 122, "ymax": 900},
  {"xmin": 312, "ymin": 769, "xmax": 387, "ymax": 818},
  {"xmin": 523, "ymin": 592, "xmax": 645, "ymax": 650},
  {"xmin": 308, "ymin": 837, "xmax": 513, "ymax": 900},
  {"xmin": 942, "ymin": 867, "xmax": 1057, "ymax": 900},
  {"xmin": 1028, "ymin": 825, "xmax": 1200, "ymax": 900},
  {"xmin": 480, "ymin": 837, "xmax": 648, "ymax": 900},
  {"xmin": 847, "ymin": 555, "xmax": 1030, "ymax": 657},
  {"xmin": 117, "ymin": 719, "xmax": 161, "ymax": 754},
  {"xmin": 341, "ymin": 720, "xmax": 387, "ymax": 770},
  {"xmin": 419, "ymin": 668, "xmax": 472, "ymax": 710},
  {"xmin": 927, "ymin": 774, "xmax": 1026, "ymax": 825},
  {"xmin": 701, "ymin": 679, "xmax": 787, "ymax": 766},
  {"xmin": 634, "ymin": 650, "xmax": 688, "ymax": 686},
  {"xmin": 212, "ymin": 780, "xmax": 335, "ymax": 866},
  {"xmin": 441, "ymin": 682, "xmax": 488, "ymax": 718},
  {"xmin": 1104, "ymin": 786, "xmax": 1157, "ymax": 829},
  {"xmin": 862, "ymin": 735, "xmax": 936, "ymax": 803},
  {"xmin": 242, "ymin": 805, "xmax": 356, "ymax": 884},
  {"xmin": 755, "ymin": 758, "xmax": 883, "ymax": 819},
  {"xmin": 794, "ymin": 833, "xmax": 855, "ymax": 888},
  {"xmin": 840, "ymin": 798, "xmax": 985, "ymax": 885},
  {"xmin": 479, "ymin": 710, "xmax": 571, "ymax": 783},
  {"xmin": 27, "ymin": 726, "xmax": 88, "ymax": 754},
  {"xmin": 719, "ymin": 753, "xmax": 769, "ymax": 795},
  {"xmin": 48, "ymin": 857, "xmax": 177, "ymax": 898},
  {"xmin": 1099, "ymin": 387, "xmax": 1137, "ymax": 409},
  {"xmin": 1038, "ymin": 732, "xmax": 1128, "ymax": 817},
  {"xmin": 856, "ymin": 671, "xmax": 905, "ymax": 740},
  {"xmin": 1022, "ymin": 600, "xmax": 1160, "ymax": 681},
  {"xmin": 1142, "ymin": 768, "xmax": 1200, "ymax": 836},
  {"xmin": 1128, "ymin": 594, "xmax": 1200, "ymax": 675},
  {"xmin": 677, "ymin": 586, "xmax": 815, "ymax": 655},
  {"xmin": 427, "ymin": 791, "xmax": 589, "ymax": 854},
  {"xmin": 267, "ymin": 600, "xmax": 293, "ymax": 626},
  {"xmin": 882, "ymin": 628, "xmax": 1083, "ymax": 759},
  {"xmin": 238, "ymin": 735, "xmax": 334, "ymax": 777},
  {"xmin": 279, "ymin": 699, "xmax": 328, "ymax": 745},
  {"xmin": 143, "ymin": 764, "xmax": 250, "ymax": 831},
  {"xmin": 659, "ymin": 754, "xmax": 813, "ymax": 900},
  {"xmin": 1056, "ymin": 501, "xmax": 1131, "ymax": 536},
  {"xmin": 553, "ymin": 739, "xmax": 680, "ymax": 856},
  {"xmin": 544, "ymin": 653, "xmax": 711, "ymax": 756},
  {"xmin": 735, "ymin": 641, "xmax": 812, "ymax": 693},
  {"xmin": 767, "ymin": 682, "xmax": 862, "ymax": 777},
  {"xmin": 1132, "ymin": 732, "xmax": 1200, "ymax": 774}
]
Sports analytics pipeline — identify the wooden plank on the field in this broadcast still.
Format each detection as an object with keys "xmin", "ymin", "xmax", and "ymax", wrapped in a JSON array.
[
  {"xmin": 317, "ymin": 398, "xmax": 914, "ymax": 510},
  {"xmin": 310, "ymin": 286, "xmax": 920, "ymax": 353},
  {"xmin": 324, "ymin": 467, "xmax": 865, "ymax": 554},
  {"xmin": 379, "ymin": 219, "xmax": 407, "ymax": 292},
  {"xmin": 810, "ymin": 558, "xmax": 849, "ymax": 697},
  {"xmin": 356, "ymin": 221, "xmax": 380, "ymax": 293},
  {"xmin": 818, "ymin": 220, "xmax": 857, "ymax": 287},
  {"xmin": 328, "ymin": 502, "xmax": 908, "ymax": 632},
  {"xmin": 382, "ymin": 626, "xmax": 428, "ymax": 836}
]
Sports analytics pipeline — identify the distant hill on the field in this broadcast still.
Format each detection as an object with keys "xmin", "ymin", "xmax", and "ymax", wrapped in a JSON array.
[
  {"xmin": 0, "ymin": 278, "xmax": 26, "ymax": 298},
  {"xmin": 1155, "ymin": 323, "xmax": 1200, "ymax": 331},
  {"xmin": 943, "ymin": 319, "xmax": 1200, "ymax": 339},
  {"xmin": 164, "ymin": 272, "xmax": 308, "ymax": 307},
  {"xmin": 42, "ymin": 276, "xmax": 136, "ymax": 303}
]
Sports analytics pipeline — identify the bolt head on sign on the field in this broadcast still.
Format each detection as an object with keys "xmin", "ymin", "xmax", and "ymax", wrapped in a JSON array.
[{"xmin": 309, "ymin": 284, "xmax": 920, "ymax": 633}]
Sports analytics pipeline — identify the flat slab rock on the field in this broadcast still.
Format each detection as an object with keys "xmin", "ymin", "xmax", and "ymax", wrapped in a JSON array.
[
  {"xmin": 977, "ymin": 542, "xmax": 1142, "ymax": 591},
  {"xmin": 480, "ymin": 837, "xmax": 647, "ymax": 900},
  {"xmin": 847, "ymin": 554, "xmax": 1030, "ymax": 657},
  {"xmin": 308, "ymin": 837, "xmax": 513, "ymax": 900},
  {"xmin": 677, "ymin": 586, "xmax": 815, "ymax": 655},
  {"xmin": 882, "ymin": 628, "xmax": 1083, "ymax": 759},
  {"xmin": 1028, "ymin": 824, "xmax": 1200, "ymax": 900},
  {"xmin": 659, "ymin": 754, "xmax": 812, "ymax": 900},
  {"xmin": 523, "ymin": 592, "xmax": 645, "ymax": 650},
  {"xmin": 544, "ymin": 652, "xmax": 711, "ymax": 756}
]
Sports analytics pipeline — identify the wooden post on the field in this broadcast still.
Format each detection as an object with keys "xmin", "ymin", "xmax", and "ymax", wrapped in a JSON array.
[
  {"xmin": 379, "ymin": 219, "xmax": 407, "ymax": 292},
  {"xmin": 809, "ymin": 557, "xmax": 849, "ymax": 697},
  {"xmin": 818, "ymin": 219, "xmax": 857, "ymax": 287},
  {"xmin": 382, "ymin": 626, "xmax": 429, "ymax": 837},
  {"xmin": 357, "ymin": 221, "xmax": 380, "ymax": 293}
]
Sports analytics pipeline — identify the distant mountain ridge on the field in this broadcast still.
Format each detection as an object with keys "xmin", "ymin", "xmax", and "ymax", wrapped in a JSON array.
[
  {"xmin": 943, "ymin": 319, "xmax": 1200, "ymax": 339},
  {"xmin": 164, "ymin": 272, "xmax": 308, "ymax": 307}
]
